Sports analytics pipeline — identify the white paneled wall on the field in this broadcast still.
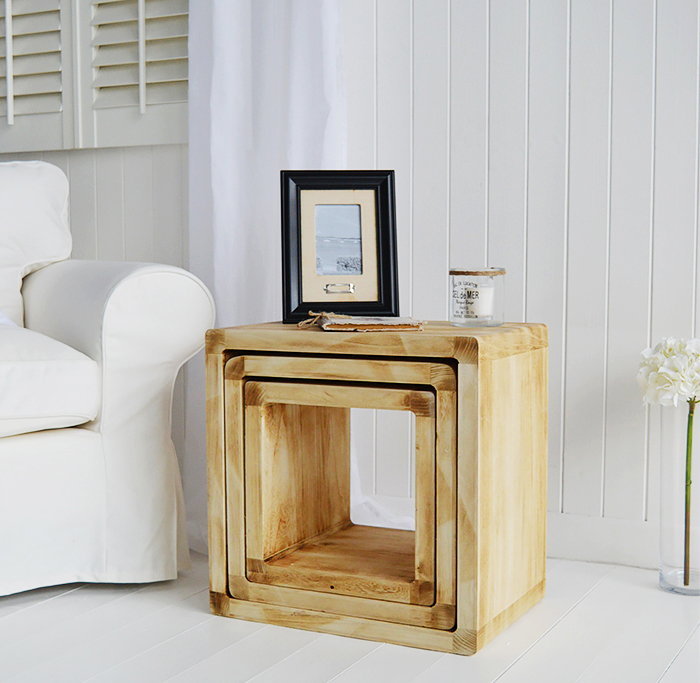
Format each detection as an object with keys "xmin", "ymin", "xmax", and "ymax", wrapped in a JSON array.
[
  {"xmin": 0, "ymin": 145, "xmax": 190, "ymax": 462},
  {"xmin": 343, "ymin": 0, "xmax": 700, "ymax": 567}
]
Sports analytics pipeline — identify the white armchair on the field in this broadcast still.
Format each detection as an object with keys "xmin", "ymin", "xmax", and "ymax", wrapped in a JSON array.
[{"xmin": 0, "ymin": 161, "xmax": 215, "ymax": 596}]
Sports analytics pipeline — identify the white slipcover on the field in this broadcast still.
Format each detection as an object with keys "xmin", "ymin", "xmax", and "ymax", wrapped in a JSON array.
[
  {"xmin": 0, "ymin": 161, "xmax": 71, "ymax": 326},
  {"xmin": 0, "ymin": 325, "xmax": 100, "ymax": 438},
  {"xmin": 0, "ymin": 161, "xmax": 215, "ymax": 596}
]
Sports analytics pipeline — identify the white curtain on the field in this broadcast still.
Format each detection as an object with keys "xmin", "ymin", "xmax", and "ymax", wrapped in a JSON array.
[
  {"xmin": 186, "ymin": 0, "xmax": 347, "ymax": 552},
  {"xmin": 209, "ymin": 0, "xmax": 347, "ymax": 327}
]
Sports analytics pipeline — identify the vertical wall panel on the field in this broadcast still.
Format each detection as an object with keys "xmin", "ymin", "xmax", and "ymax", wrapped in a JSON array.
[
  {"xmin": 653, "ymin": 0, "xmax": 699, "ymax": 342},
  {"xmin": 562, "ymin": 0, "xmax": 612, "ymax": 516},
  {"xmin": 450, "ymin": 0, "xmax": 488, "ymax": 269},
  {"xmin": 123, "ymin": 147, "xmax": 155, "ymax": 262},
  {"xmin": 342, "ymin": 0, "xmax": 377, "ymax": 170},
  {"xmin": 603, "ymin": 0, "xmax": 655, "ymax": 520},
  {"xmin": 342, "ymin": 0, "xmax": 378, "ymax": 499},
  {"xmin": 648, "ymin": 0, "xmax": 699, "ymax": 527},
  {"xmin": 375, "ymin": 0, "xmax": 413, "ymax": 497},
  {"xmin": 488, "ymin": 0, "xmax": 528, "ymax": 323},
  {"xmin": 412, "ymin": 0, "xmax": 450, "ymax": 320},
  {"xmin": 153, "ymin": 146, "xmax": 185, "ymax": 267},
  {"xmin": 67, "ymin": 150, "xmax": 98, "ymax": 260},
  {"xmin": 95, "ymin": 149, "xmax": 126, "ymax": 261},
  {"xmin": 377, "ymin": 0, "xmax": 412, "ymax": 318},
  {"xmin": 526, "ymin": 0, "xmax": 568, "ymax": 512},
  {"xmin": 180, "ymin": 145, "xmax": 190, "ymax": 270}
]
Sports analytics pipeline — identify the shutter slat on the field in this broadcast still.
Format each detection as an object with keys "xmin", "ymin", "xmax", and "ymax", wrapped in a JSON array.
[
  {"xmin": 1, "ymin": 32, "xmax": 61, "ymax": 57},
  {"xmin": 93, "ymin": 63, "xmax": 138, "ymax": 88},
  {"xmin": 14, "ymin": 50, "xmax": 61, "ymax": 74},
  {"xmin": 92, "ymin": 21, "xmax": 138, "ymax": 48},
  {"xmin": 93, "ymin": 84, "xmax": 138, "ymax": 109},
  {"xmin": 3, "ymin": 70, "xmax": 60, "ymax": 95},
  {"xmin": 0, "ymin": 51, "xmax": 61, "ymax": 76},
  {"xmin": 9, "ymin": 10, "xmax": 59, "ymax": 36},
  {"xmin": 145, "ymin": 15, "xmax": 186, "ymax": 41},
  {"xmin": 0, "ymin": 91, "xmax": 61, "ymax": 115},
  {"xmin": 13, "ymin": 0, "xmax": 59, "ymax": 15},
  {"xmin": 146, "ymin": 58, "xmax": 185, "ymax": 84},
  {"xmin": 146, "ymin": 80, "xmax": 185, "ymax": 104},
  {"xmin": 145, "ymin": 0, "xmax": 187, "ymax": 20},
  {"xmin": 93, "ymin": 37, "xmax": 186, "ymax": 68},
  {"xmin": 93, "ymin": 42, "xmax": 138, "ymax": 67},
  {"xmin": 146, "ymin": 35, "xmax": 186, "ymax": 61},
  {"xmin": 92, "ymin": 1, "xmax": 137, "ymax": 26},
  {"xmin": 2, "ymin": 0, "xmax": 59, "ymax": 18},
  {"xmin": 92, "ymin": 58, "xmax": 185, "ymax": 88},
  {"xmin": 93, "ymin": 79, "xmax": 186, "ymax": 110}
]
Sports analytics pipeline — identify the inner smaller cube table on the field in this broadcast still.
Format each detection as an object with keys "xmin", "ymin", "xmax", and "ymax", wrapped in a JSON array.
[
  {"xmin": 223, "ymin": 354, "xmax": 457, "ymax": 630},
  {"xmin": 244, "ymin": 380, "xmax": 437, "ymax": 605}
]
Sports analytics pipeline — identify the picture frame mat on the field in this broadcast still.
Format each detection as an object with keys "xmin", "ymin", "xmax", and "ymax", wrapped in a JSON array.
[{"xmin": 300, "ymin": 188, "xmax": 379, "ymax": 303}]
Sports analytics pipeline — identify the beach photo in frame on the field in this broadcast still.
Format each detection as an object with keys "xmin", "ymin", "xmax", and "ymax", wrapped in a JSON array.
[{"xmin": 281, "ymin": 170, "xmax": 398, "ymax": 323}]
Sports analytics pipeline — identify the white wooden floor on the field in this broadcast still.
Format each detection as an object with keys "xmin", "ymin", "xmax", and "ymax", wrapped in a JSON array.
[{"xmin": 1, "ymin": 553, "xmax": 698, "ymax": 683}]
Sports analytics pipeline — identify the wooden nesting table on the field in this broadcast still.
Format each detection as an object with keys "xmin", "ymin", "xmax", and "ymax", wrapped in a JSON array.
[{"xmin": 206, "ymin": 321, "xmax": 548, "ymax": 655}]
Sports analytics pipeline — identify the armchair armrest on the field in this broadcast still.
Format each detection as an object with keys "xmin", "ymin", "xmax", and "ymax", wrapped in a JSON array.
[
  {"xmin": 21, "ymin": 260, "xmax": 215, "ymax": 576},
  {"xmin": 21, "ymin": 260, "xmax": 216, "ymax": 432}
]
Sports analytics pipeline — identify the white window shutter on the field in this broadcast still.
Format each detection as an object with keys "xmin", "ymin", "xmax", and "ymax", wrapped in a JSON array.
[
  {"xmin": 0, "ymin": 0, "xmax": 73, "ymax": 152},
  {"xmin": 0, "ymin": 0, "xmax": 187, "ymax": 151},
  {"xmin": 85, "ymin": 0, "xmax": 188, "ymax": 147}
]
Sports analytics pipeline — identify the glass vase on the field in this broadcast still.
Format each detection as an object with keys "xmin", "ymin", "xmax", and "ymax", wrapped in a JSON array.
[{"xmin": 659, "ymin": 403, "xmax": 700, "ymax": 595}]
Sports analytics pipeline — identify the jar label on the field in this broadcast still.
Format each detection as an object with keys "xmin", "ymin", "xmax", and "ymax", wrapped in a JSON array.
[{"xmin": 450, "ymin": 278, "xmax": 495, "ymax": 320}]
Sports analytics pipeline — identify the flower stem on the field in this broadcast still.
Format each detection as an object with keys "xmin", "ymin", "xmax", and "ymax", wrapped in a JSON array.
[{"xmin": 685, "ymin": 400, "xmax": 695, "ymax": 586}]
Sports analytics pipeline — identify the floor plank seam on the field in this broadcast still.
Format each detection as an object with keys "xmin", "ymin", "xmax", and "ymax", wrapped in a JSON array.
[
  {"xmin": 324, "ymin": 642, "xmax": 386, "ymax": 682},
  {"xmin": 160, "ymin": 623, "xmax": 276, "ymax": 683},
  {"xmin": 410, "ymin": 566, "xmax": 617, "ymax": 683},
  {"xmin": 7, "ymin": 580, "xmax": 205, "ymax": 682},
  {"xmin": 487, "ymin": 565, "xmax": 618, "ymax": 683},
  {"xmin": 0, "ymin": 584, "xmax": 86, "ymax": 623},
  {"xmin": 79, "ymin": 588, "xmax": 213, "ymax": 683},
  {"xmin": 655, "ymin": 622, "xmax": 700, "ymax": 683},
  {"xmin": 242, "ymin": 633, "xmax": 325, "ymax": 683}
]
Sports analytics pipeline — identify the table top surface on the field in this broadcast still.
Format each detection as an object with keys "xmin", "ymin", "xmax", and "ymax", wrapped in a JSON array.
[{"xmin": 206, "ymin": 321, "xmax": 548, "ymax": 363}]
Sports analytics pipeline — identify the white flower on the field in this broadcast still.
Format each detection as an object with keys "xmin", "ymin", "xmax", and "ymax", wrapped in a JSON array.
[{"xmin": 638, "ymin": 338, "xmax": 700, "ymax": 406}]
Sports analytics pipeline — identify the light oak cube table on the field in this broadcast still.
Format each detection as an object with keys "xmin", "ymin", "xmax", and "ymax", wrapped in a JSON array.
[{"xmin": 206, "ymin": 321, "xmax": 548, "ymax": 655}]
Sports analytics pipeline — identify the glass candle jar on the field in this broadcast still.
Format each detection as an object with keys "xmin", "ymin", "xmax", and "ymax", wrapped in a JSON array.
[{"xmin": 449, "ymin": 268, "xmax": 505, "ymax": 327}]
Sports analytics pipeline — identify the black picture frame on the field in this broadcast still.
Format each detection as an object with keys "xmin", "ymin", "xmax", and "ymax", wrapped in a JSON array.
[{"xmin": 281, "ymin": 170, "xmax": 399, "ymax": 324}]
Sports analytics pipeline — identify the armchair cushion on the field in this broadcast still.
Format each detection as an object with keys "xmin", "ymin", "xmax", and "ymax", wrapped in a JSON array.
[
  {"xmin": 0, "ymin": 161, "xmax": 72, "ymax": 326},
  {"xmin": 0, "ymin": 325, "xmax": 100, "ymax": 438}
]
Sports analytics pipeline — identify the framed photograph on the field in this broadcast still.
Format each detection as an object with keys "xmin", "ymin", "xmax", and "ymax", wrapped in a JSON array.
[{"xmin": 281, "ymin": 170, "xmax": 399, "ymax": 323}]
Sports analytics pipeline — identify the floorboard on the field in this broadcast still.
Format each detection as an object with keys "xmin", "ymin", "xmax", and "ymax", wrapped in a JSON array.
[
  {"xmin": 0, "ymin": 553, "xmax": 697, "ymax": 683},
  {"xmin": 658, "ymin": 624, "xmax": 700, "ymax": 683}
]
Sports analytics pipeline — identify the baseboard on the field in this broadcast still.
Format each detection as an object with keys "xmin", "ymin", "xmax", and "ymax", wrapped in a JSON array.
[{"xmin": 547, "ymin": 512, "xmax": 659, "ymax": 569}]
